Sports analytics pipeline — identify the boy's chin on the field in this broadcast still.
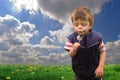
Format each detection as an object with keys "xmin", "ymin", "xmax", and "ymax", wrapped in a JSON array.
[{"xmin": 78, "ymin": 33, "xmax": 84, "ymax": 35}]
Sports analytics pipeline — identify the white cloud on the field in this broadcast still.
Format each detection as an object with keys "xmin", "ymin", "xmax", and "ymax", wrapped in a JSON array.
[
  {"xmin": 0, "ymin": 14, "xmax": 120, "ymax": 64},
  {"xmin": 38, "ymin": 52, "xmax": 70, "ymax": 65},
  {"xmin": 0, "ymin": 42, "xmax": 9, "ymax": 51},
  {"xmin": 0, "ymin": 15, "xmax": 40, "ymax": 64},
  {"xmin": 0, "ymin": 15, "xmax": 36, "ymax": 44},
  {"xmin": 105, "ymin": 39, "xmax": 120, "ymax": 64},
  {"xmin": 9, "ymin": 0, "xmax": 112, "ymax": 44},
  {"xmin": 33, "ymin": 30, "xmax": 39, "ymax": 36},
  {"xmin": 37, "ymin": 0, "xmax": 111, "ymax": 44},
  {"xmin": 37, "ymin": 0, "xmax": 111, "ymax": 23},
  {"xmin": 10, "ymin": 0, "xmax": 111, "ymax": 23},
  {"xmin": 14, "ymin": 22, "xmax": 36, "ymax": 43},
  {"xmin": 0, "ymin": 15, "xmax": 70, "ymax": 64},
  {"xmin": 0, "ymin": 15, "xmax": 20, "ymax": 28},
  {"xmin": 9, "ymin": 0, "xmax": 39, "ymax": 14},
  {"xmin": 114, "ymin": 39, "xmax": 120, "ymax": 46},
  {"xmin": 49, "ymin": 20, "xmax": 74, "ymax": 43},
  {"xmin": 40, "ymin": 36, "xmax": 54, "ymax": 45}
]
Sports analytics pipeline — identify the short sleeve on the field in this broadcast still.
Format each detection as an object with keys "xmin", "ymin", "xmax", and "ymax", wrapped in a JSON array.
[
  {"xmin": 99, "ymin": 41, "xmax": 106, "ymax": 52},
  {"xmin": 64, "ymin": 40, "xmax": 73, "ymax": 51},
  {"xmin": 64, "ymin": 32, "xmax": 76, "ymax": 51}
]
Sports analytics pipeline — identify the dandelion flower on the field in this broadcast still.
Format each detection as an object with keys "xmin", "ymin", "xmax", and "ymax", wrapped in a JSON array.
[{"xmin": 6, "ymin": 76, "xmax": 11, "ymax": 80}]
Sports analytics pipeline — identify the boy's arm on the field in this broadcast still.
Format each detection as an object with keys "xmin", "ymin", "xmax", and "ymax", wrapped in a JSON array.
[
  {"xmin": 95, "ymin": 41, "xmax": 106, "ymax": 78},
  {"xmin": 98, "ymin": 51, "xmax": 106, "ymax": 68},
  {"xmin": 64, "ymin": 40, "xmax": 80, "ymax": 57},
  {"xmin": 98, "ymin": 41, "xmax": 106, "ymax": 67},
  {"xmin": 95, "ymin": 51, "xmax": 106, "ymax": 78}
]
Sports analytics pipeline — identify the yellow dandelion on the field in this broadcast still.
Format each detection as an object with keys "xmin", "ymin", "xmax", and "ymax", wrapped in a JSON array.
[
  {"xmin": 44, "ymin": 69, "xmax": 47, "ymax": 71},
  {"xmin": 60, "ymin": 76, "xmax": 64, "ymax": 79},
  {"xmin": 6, "ymin": 76, "xmax": 11, "ymax": 80},
  {"xmin": 16, "ymin": 69, "xmax": 19, "ymax": 72},
  {"xmin": 11, "ymin": 72, "xmax": 14, "ymax": 74},
  {"xmin": 31, "ymin": 72, "xmax": 35, "ymax": 74}
]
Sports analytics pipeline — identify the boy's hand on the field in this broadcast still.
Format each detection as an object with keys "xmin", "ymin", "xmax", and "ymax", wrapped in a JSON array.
[
  {"xmin": 95, "ymin": 66, "xmax": 103, "ymax": 78},
  {"xmin": 69, "ymin": 42, "xmax": 80, "ymax": 57},
  {"xmin": 73, "ymin": 42, "xmax": 80, "ymax": 50}
]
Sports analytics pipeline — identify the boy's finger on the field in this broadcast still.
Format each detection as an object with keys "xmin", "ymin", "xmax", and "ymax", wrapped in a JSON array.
[{"xmin": 95, "ymin": 72, "xmax": 103, "ymax": 78}]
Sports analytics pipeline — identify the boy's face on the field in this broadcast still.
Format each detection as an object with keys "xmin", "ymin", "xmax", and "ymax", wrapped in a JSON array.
[{"xmin": 72, "ymin": 19, "xmax": 92, "ymax": 35}]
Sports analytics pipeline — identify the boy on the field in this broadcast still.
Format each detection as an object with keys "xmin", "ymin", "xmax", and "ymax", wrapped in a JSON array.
[{"xmin": 64, "ymin": 7, "xmax": 106, "ymax": 80}]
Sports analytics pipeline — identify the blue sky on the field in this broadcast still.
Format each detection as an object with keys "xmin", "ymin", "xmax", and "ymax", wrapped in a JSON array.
[
  {"xmin": 0, "ymin": 0, "xmax": 120, "ymax": 64},
  {"xmin": 93, "ymin": 0, "xmax": 120, "ymax": 42}
]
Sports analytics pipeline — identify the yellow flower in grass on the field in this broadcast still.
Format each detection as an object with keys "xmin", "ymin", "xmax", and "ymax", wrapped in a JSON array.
[
  {"xmin": 6, "ymin": 76, "xmax": 11, "ymax": 80},
  {"xmin": 60, "ymin": 76, "xmax": 64, "ymax": 80},
  {"xmin": 31, "ymin": 72, "xmax": 35, "ymax": 74},
  {"xmin": 44, "ymin": 68, "xmax": 47, "ymax": 71},
  {"xmin": 16, "ymin": 69, "xmax": 19, "ymax": 72},
  {"xmin": 11, "ymin": 72, "xmax": 14, "ymax": 74}
]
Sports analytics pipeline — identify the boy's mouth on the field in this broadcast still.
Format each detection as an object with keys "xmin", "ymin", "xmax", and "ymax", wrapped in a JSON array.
[{"xmin": 78, "ymin": 31, "xmax": 84, "ymax": 35}]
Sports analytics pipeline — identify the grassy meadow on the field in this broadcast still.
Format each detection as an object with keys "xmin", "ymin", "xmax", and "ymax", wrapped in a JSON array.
[{"xmin": 0, "ymin": 64, "xmax": 120, "ymax": 80}]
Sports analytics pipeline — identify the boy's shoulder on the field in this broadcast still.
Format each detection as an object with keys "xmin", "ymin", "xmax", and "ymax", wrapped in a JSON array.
[
  {"xmin": 67, "ymin": 32, "xmax": 78, "ymax": 42},
  {"xmin": 68, "ymin": 32, "xmax": 77, "ymax": 37},
  {"xmin": 92, "ymin": 30, "xmax": 102, "ymax": 39},
  {"xmin": 86, "ymin": 30, "xmax": 103, "ymax": 47}
]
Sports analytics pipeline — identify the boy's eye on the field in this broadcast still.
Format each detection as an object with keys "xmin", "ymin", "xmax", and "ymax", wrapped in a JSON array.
[
  {"xmin": 74, "ymin": 23, "xmax": 79, "ymax": 26},
  {"xmin": 81, "ymin": 23, "xmax": 87, "ymax": 26}
]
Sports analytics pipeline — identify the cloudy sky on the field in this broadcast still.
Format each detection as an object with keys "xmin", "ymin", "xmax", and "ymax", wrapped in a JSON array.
[{"xmin": 0, "ymin": 0, "xmax": 120, "ymax": 64}]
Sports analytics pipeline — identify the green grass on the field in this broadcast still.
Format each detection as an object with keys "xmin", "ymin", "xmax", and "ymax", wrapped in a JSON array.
[
  {"xmin": 0, "ymin": 65, "xmax": 73, "ymax": 80},
  {"xmin": 0, "ymin": 64, "xmax": 120, "ymax": 80},
  {"xmin": 103, "ymin": 64, "xmax": 120, "ymax": 80}
]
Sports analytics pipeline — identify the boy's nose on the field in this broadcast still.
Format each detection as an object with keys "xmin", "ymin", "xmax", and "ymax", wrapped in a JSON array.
[{"xmin": 78, "ymin": 25, "xmax": 82, "ymax": 29}]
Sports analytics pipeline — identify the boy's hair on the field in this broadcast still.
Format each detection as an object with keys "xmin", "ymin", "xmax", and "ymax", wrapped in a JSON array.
[{"xmin": 71, "ymin": 7, "xmax": 94, "ymax": 26}]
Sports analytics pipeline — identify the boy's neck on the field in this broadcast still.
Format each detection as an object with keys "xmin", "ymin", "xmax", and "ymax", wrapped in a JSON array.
[{"xmin": 84, "ymin": 28, "xmax": 92, "ymax": 36}]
